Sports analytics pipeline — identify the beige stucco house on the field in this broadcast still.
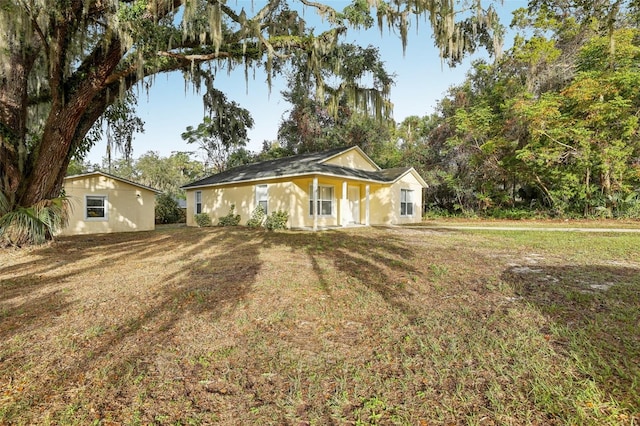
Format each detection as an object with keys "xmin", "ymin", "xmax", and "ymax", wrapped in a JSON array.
[
  {"xmin": 181, "ymin": 146, "xmax": 427, "ymax": 230},
  {"xmin": 60, "ymin": 171, "xmax": 160, "ymax": 235}
]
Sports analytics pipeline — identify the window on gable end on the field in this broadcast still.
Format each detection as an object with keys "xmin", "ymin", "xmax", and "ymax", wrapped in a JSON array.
[
  {"xmin": 195, "ymin": 191, "xmax": 202, "ymax": 214},
  {"xmin": 400, "ymin": 189, "xmax": 414, "ymax": 216},
  {"xmin": 256, "ymin": 184, "xmax": 268, "ymax": 214}
]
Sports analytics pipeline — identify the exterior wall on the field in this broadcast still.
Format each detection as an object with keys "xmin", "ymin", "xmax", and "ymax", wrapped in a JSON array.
[
  {"xmin": 322, "ymin": 150, "xmax": 378, "ymax": 171},
  {"xmin": 370, "ymin": 173, "xmax": 424, "ymax": 225},
  {"xmin": 186, "ymin": 176, "xmax": 366, "ymax": 229},
  {"xmin": 186, "ymin": 184, "xmax": 253, "ymax": 226},
  {"xmin": 185, "ymin": 179, "xmax": 300, "ymax": 227},
  {"xmin": 61, "ymin": 175, "xmax": 156, "ymax": 235}
]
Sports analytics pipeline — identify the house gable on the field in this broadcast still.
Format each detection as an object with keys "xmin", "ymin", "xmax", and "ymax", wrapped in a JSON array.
[
  {"xmin": 64, "ymin": 171, "xmax": 161, "ymax": 194},
  {"xmin": 320, "ymin": 146, "xmax": 380, "ymax": 171}
]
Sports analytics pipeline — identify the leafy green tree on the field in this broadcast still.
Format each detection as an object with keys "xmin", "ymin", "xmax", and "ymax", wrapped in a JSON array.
[
  {"xmin": 227, "ymin": 148, "xmax": 258, "ymax": 169},
  {"xmin": 135, "ymin": 151, "xmax": 205, "ymax": 197},
  {"xmin": 99, "ymin": 150, "xmax": 205, "ymax": 198},
  {"xmin": 403, "ymin": 0, "xmax": 640, "ymax": 217},
  {"xmin": 0, "ymin": 0, "xmax": 505, "ymax": 243},
  {"xmin": 66, "ymin": 160, "xmax": 93, "ymax": 176},
  {"xmin": 182, "ymin": 89, "xmax": 254, "ymax": 172},
  {"xmin": 155, "ymin": 193, "xmax": 185, "ymax": 224},
  {"xmin": 278, "ymin": 43, "xmax": 396, "ymax": 163}
]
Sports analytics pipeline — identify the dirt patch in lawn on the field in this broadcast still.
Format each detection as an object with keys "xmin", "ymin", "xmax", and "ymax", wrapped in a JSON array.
[{"xmin": 1, "ymin": 226, "xmax": 638, "ymax": 425}]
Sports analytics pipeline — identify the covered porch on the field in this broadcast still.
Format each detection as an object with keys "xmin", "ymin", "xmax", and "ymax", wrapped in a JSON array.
[{"xmin": 309, "ymin": 176, "xmax": 373, "ymax": 231}]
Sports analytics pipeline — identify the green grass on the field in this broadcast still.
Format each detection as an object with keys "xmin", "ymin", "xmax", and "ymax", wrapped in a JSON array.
[{"xmin": 0, "ymin": 224, "xmax": 638, "ymax": 424}]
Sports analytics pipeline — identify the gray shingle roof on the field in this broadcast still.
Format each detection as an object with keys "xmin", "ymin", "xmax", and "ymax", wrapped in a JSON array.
[{"xmin": 181, "ymin": 147, "xmax": 413, "ymax": 189}]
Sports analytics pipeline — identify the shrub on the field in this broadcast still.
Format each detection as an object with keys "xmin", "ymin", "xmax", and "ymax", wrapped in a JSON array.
[
  {"xmin": 218, "ymin": 204, "xmax": 241, "ymax": 226},
  {"xmin": 0, "ymin": 195, "xmax": 69, "ymax": 247},
  {"xmin": 155, "ymin": 194, "xmax": 185, "ymax": 224},
  {"xmin": 247, "ymin": 205, "xmax": 266, "ymax": 228},
  {"xmin": 487, "ymin": 208, "xmax": 541, "ymax": 220},
  {"xmin": 264, "ymin": 210, "xmax": 289, "ymax": 231},
  {"xmin": 194, "ymin": 212, "xmax": 212, "ymax": 227}
]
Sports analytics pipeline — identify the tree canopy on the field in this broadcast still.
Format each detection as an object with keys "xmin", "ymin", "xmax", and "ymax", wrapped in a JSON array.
[
  {"xmin": 0, "ymin": 0, "xmax": 503, "ymax": 244},
  {"xmin": 399, "ymin": 0, "xmax": 640, "ymax": 218}
]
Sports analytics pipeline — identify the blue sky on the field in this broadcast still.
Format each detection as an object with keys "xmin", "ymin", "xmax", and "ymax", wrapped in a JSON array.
[{"xmin": 86, "ymin": 0, "xmax": 529, "ymax": 164}]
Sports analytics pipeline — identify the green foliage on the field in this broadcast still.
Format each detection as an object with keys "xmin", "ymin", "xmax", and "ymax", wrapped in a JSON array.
[
  {"xmin": 0, "ymin": 195, "xmax": 69, "ymax": 247},
  {"xmin": 246, "ymin": 205, "xmax": 266, "ymax": 228},
  {"xmin": 66, "ymin": 159, "xmax": 92, "ymax": 176},
  {"xmin": 155, "ymin": 194, "xmax": 185, "ymax": 224},
  {"xmin": 486, "ymin": 208, "xmax": 547, "ymax": 220},
  {"xmin": 2, "ymin": 0, "xmax": 507, "ymax": 246},
  {"xmin": 264, "ymin": 210, "xmax": 289, "ymax": 231},
  {"xmin": 277, "ymin": 44, "xmax": 396, "ymax": 157},
  {"xmin": 100, "ymin": 151, "xmax": 205, "ymax": 198},
  {"xmin": 182, "ymin": 89, "xmax": 254, "ymax": 173},
  {"xmin": 405, "ymin": 8, "xmax": 640, "ymax": 219},
  {"xmin": 194, "ymin": 213, "xmax": 212, "ymax": 227},
  {"xmin": 218, "ymin": 205, "xmax": 241, "ymax": 227}
]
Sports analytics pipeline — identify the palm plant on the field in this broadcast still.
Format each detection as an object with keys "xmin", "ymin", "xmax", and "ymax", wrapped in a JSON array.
[{"xmin": 0, "ymin": 195, "xmax": 69, "ymax": 247}]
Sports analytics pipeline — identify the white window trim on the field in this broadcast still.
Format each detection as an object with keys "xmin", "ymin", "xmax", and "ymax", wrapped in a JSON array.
[
  {"xmin": 256, "ymin": 184, "xmax": 268, "ymax": 214},
  {"xmin": 400, "ymin": 189, "xmax": 414, "ymax": 217},
  {"xmin": 309, "ymin": 184, "xmax": 335, "ymax": 217},
  {"xmin": 85, "ymin": 195, "xmax": 108, "ymax": 221},
  {"xmin": 195, "ymin": 191, "xmax": 202, "ymax": 215}
]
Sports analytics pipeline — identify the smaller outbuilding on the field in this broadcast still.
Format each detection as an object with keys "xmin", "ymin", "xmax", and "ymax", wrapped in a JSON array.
[{"xmin": 60, "ymin": 171, "xmax": 161, "ymax": 236}]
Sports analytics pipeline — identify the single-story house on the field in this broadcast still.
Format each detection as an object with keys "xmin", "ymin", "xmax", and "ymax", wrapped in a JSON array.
[
  {"xmin": 181, "ymin": 146, "xmax": 427, "ymax": 230},
  {"xmin": 60, "ymin": 171, "xmax": 161, "ymax": 235}
]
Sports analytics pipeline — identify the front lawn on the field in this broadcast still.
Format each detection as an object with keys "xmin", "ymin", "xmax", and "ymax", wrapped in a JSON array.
[{"xmin": 1, "ymin": 225, "xmax": 638, "ymax": 425}]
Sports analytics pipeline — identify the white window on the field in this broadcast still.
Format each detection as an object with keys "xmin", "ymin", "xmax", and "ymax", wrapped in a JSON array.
[
  {"xmin": 400, "ymin": 189, "xmax": 414, "ymax": 216},
  {"xmin": 86, "ymin": 195, "xmax": 107, "ymax": 220},
  {"xmin": 309, "ymin": 185, "xmax": 334, "ymax": 216},
  {"xmin": 256, "ymin": 184, "xmax": 268, "ymax": 214},
  {"xmin": 195, "ymin": 191, "xmax": 202, "ymax": 214}
]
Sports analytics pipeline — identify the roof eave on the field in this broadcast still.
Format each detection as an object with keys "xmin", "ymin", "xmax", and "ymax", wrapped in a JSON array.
[
  {"xmin": 318, "ymin": 146, "xmax": 382, "ymax": 171},
  {"xmin": 389, "ymin": 167, "xmax": 429, "ymax": 188},
  {"xmin": 64, "ymin": 171, "xmax": 163, "ymax": 193},
  {"xmin": 181, "ymin": 170, "xmax": 390, "ymax": 190}
]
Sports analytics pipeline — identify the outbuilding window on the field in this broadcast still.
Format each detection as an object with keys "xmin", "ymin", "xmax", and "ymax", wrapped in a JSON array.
[
  {"xmin": 309, "ymin": 185, "xmax": 334, "ymax": 216},
  {"xmin": 400, "ymin": 189, "xmax": 414, "ymax": 216},
  {"xmin": 195, "ymin": 191, "xmax": 202, "ymax": 214},
  {"xmin": 86, "ymin": 195, "xmax": 107, "ymax": 220},
  {"xmin": 256, "ymin": 184, "xmax": 268, "ymax": 214}
]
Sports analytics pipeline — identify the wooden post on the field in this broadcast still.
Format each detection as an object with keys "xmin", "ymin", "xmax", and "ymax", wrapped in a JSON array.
[
  {"xmin": 365, "ymin": 184, "xmax": 370, "ymax": 226},
  {"xmin": 313, "ymin": 177, "xmax": 318, "ymax": 231}
]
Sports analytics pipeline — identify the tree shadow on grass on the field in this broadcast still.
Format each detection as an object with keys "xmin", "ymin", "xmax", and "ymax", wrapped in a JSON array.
[
  {"xmin": 0, "ymin": 225, "xmax": 428, "ymax": 423},
  {"xmin": 260, "ymin": 227, "xmax": 425, "ymax": 317},
  {"xmin": 501, "ymin": 263, "xmax": 640, "ymax": 412},
  {"xmin": 1, "ymin": 226, "xmax": 275, "ymax": 421}
]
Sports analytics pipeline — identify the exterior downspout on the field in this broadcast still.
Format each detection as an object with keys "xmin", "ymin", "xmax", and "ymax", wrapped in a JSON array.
[{"xmin": 342, "ymin": 181, "xmax": 348, "ymax": 227}]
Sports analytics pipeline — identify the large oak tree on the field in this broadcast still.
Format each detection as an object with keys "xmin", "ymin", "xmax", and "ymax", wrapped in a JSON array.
[{"xmin": 0, "ymin": 0, "xmax": 501, "ymax": 242}]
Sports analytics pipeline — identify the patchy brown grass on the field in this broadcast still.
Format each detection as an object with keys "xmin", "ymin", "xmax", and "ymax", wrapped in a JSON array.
[{"xmin": 1, "ymin": 225, "xmax": 639, "ymax": 425}]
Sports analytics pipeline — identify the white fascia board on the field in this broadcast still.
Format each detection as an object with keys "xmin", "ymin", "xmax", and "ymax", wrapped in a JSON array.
[
  {"xmin": 389, "ymin": 168, "xmax": 429, "ymax": 188},
  {"xmin": 182, "ymin": 171, "xmax": 388, "ymax": 190},
  {"xmin": 319, "ymin": 146, "xmax": 382, "ymax": 171}
]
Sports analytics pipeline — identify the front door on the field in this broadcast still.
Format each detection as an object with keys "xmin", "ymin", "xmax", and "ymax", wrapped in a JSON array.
[{"xmin": 348, "ymin": 186, "xmax": 360, "ymax": 224}]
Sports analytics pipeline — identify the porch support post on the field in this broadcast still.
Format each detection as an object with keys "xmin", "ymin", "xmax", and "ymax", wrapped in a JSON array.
[
  {"xmin": 313, "ymin": 177, "xmax": 318, "ymax": 231},
  {"xmin": 365, "ymin": 184, "xmax": 370, "ymax": 226},
  {"xmin": 342, "ymin": 181, "xmax": 348, "ymax": 227}
]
